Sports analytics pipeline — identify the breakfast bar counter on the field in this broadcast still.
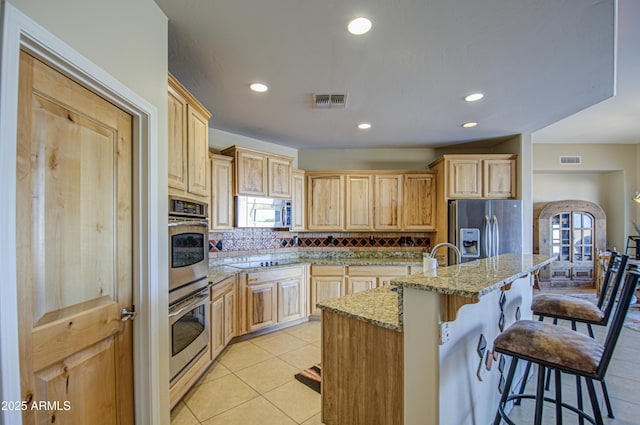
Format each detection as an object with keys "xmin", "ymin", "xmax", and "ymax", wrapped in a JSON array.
[{"xmin": 317, "ymin": 254, "xmax": 555, "ymax": 425}]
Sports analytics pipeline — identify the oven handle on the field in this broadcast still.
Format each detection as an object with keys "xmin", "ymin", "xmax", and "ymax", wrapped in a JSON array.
[
  {"xmin": 169, "ymin": 290, "xmax": 209, "ymax": 318},
  {"xmin": 168, "ymin": 219, "xmax": 208, "ymax": 228}
]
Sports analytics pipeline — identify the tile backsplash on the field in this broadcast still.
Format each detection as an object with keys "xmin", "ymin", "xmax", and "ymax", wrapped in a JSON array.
[{"xmin": 209, "ymin": 228, "xmax": 431, "ymax": 257}]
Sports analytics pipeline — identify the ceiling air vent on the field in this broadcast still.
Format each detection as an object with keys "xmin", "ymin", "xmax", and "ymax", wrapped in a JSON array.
[
  {"xmin": 313, "ymin": 93, "xmax": 348, "ymax": 109},
  {"xmin": 559, "ymin": 156, "xmax": 582, "ymax": 165}
]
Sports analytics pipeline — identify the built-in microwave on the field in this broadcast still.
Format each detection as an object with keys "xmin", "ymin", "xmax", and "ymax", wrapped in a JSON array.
[{"xmin": 235, "ymin": 196, "xmax": 291, "ymax": 228}]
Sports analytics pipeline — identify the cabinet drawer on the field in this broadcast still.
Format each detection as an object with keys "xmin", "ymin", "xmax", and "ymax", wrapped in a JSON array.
[
  {"xmin": 347, "ymin": 265, "xmax": 408, "ymax": 276},
  {"xmin": 246, "ymin": 266, "xmax": 303, "ymax": 284},
  {"xmin": 310, "ymin": 265, "xmax": 345, "ymax": 276}
]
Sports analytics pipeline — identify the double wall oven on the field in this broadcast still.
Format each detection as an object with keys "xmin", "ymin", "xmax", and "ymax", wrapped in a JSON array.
[{"xmin": 168, "ymin": 196, "xmax": 210, "ymax": 386}]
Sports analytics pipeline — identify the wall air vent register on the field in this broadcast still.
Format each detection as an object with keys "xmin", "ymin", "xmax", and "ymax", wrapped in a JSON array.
[{"xmin": 559, "ymin": 156, "xmax": 582, "ymax": 165}]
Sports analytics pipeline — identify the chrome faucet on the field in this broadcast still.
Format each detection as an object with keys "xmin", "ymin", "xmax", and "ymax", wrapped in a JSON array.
[{"xmin": 426, "ymin": 242, "xmax": 462, "ymax": 265}]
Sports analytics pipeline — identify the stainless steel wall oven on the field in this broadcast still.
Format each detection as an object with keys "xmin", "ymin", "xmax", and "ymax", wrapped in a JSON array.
[{"xmin": 168, "ymin": 196, "xmax": 210, "ymax": 386}]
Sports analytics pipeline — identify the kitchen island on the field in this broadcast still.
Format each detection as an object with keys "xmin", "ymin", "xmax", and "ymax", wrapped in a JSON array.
[{"xmin": 317, "ymin": 254, "xmax": 555, "ymax": 425}]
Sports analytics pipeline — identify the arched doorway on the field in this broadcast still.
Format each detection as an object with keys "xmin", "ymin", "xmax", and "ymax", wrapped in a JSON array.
[{"xmin": 535, "ymin": 200, "xmax": 606, "ymax": 288}]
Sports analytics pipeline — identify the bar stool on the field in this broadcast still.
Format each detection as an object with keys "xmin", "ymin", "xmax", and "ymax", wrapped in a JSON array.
[
  {"xmin": 518, "ymin": 253, "xmax": 628, "ymax": 419},
  {"xmin": 493, "ymin": 268, "xmax": 640, "ymax": 425}
]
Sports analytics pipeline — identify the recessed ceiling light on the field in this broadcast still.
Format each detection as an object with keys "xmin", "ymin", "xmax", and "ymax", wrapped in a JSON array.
[
  {"xmin": 462, "ymin": 122, "xmax": 478, "ymax": 128},
  {"xmin": 464, "ymin": 93, "xmax": 484, "ymax": 102},
  {"xmin": 358, "ymin": 123, "xmax": 372, "ymax": 130},
  {"xmin": 348, "ymin": 17, "xmax": 372, "ymax": 35},
  {"xmin": 250, "ymin": 82, "xmax": 268, "ymax": 93}
]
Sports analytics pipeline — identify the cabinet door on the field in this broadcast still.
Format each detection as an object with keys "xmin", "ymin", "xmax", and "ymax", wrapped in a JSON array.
[
  {"xmin": 374, "ymin": 174, "xmax": 403, "ymax": 230},
  {"xmin": 278, "ymin": 277, "xmax": 304, "ymax": 323},
  {"xmin": 236, "ymin": 150, "xmax": 267, "ymax": 196},
  {"xmin": 167, "ymin": 85, "xmax": 188, "ymax": 191},
  {"xmin": 310, "ymin": 276, "xmax": 345, "ymax": 316},
  {"xmin": 223, "ymin": 289, "xmax": 235, "ymax": 345},
  {"xmin": 347, "ymin": 277, "xmax": 376, "ymax": 294},
  {"xmin": 210, "ymin": 155, "xmax": 233, "ymax": 230},
  {"xmin": 307, "ymin": 175, "xmax": 344, "ymax": 230},
  {"xmin": 403, "ymin": 174, "xmax": 437, "ymax": 230},
  {"xmin": 210, "ymin": 296, "xmax": 225, "ymax": 360},
  {"xmin": 346, "ymin": 175, "xmax": 373, "ymax": 230},
  {"xmin": 448, "ymin": 159, "xmax": 482, "ymax": 198},
  {"xmin": 246, "ymin": 282, "xmax": 277, "ymax": 332},
  {"xmin": 483, "ymin": 159, "xmax": 516, "ymax": 198},
  {"xmin": 268, "ymin": 157, "xmax": 292, "ymax": 198},
  {"xmin": 186, "ymin": 105, "xmax": 210, "ymax": 198},
  {"xmin": 291, "ymin": 170, "xmax": 306, "ymax": 231}
]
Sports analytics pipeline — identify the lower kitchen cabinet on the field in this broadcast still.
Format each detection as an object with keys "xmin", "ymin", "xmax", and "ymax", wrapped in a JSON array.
[
  {"xmin": 240, "ymin": 265, "xmax": 307, "ymax": 334},
  {"xmin": 211, "ymin": 276, "xmax": 236, "ymax": 360},
  {"xmin": 310, "ymin": 266, "xmax": 346, "ymax": 316},
  {"xmin": 346, "ymin": 276, "xmax": 376, "ymax": 294}
]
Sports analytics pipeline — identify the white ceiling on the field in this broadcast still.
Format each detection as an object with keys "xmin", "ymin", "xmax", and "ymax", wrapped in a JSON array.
[{"xmin": 154, "ymin": 0, "xmax": 625, "ymax": 149}]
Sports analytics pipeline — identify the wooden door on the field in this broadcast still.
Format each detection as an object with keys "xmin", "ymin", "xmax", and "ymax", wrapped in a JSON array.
[
  {"xmin": 223, "ymin": 288, "xmax": 236, "ymax": 345},
  {"xmin": 210, "ymin": 296, "xmax": 225, "ymax": 360},
  {"xmin": 347, "ymin": 277, "xmax": 376, "ymax": 294},
  {"xmin": 448, "ymin": 159, "xmax": 482, "ymax": 198},
  {"xmin": 210, "ymin": 154, "xmax": 233, "ymax": 230},
  {"xmin": 246, "ymin": 283, "xmax": 277, "ymax": 332},
  {"xmin": 307, "ymin": 175, "xmax": 344, "ymax": 230},
  {"xmin": 236, "ymin": 150, "xmax": 267, "ymax": 196},
  {"xmin": 268, "ymin": 157, "xmax": 292, "ymax": 198},
  {"xmin": 403, "ymin": 174, "xmax": 437, "ymax": 230},
  {"xmin": 483, "ymin": 159, "xmax": 516, "ymax": 198},
  {"xmin": 374, "ymin": 174, "xmax": 403, "ymax": 230},
  {"xmin": 310, "ymin": 276, "xmax": 345, "ymax": 315},
  {"xmin": 291, "ymin": 170, "xmax": 306, "ymax": 231},
  {"xmin": 277, "ymin": 277, "xmax": 304, "ymax": 323},
  {"xmin": 345, "ymin": 175, "xmax": 373, "ymax": 230},
  {"xmin": 16, "ymin": 51, "xmax": 134, "ymax": 424},
  {"xmin": 186, "ymin": 104, "xmax": 209, "ymax": 198},
  {"xmin": 167, "ymin": 83, "xmax": 188, "ymax": 191}
]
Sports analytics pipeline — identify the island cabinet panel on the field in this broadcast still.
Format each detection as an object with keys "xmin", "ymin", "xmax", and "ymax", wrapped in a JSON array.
[
  {"xmin": 322, "ymin": 310, "xmax": 403, "ymax": 425},
  {"xmin": 374, "ymin": 174, "xmax": 403, "ymax": 230},
  {"xmin": 209, "ymin": 154, "xmax": 233, "ymax": 230},
  {"xmin": 307, "ymin": 175, "xmax": 344, "ymax": 230},
  {"xmin": 268, "ymin": 156, "xmax": 293, "ymax": 198},
  {"xmin": 402, "ymin": 173, "xmax": 437, "ymax": 230},
  {"xmin": 290, "ymin": 169, "xmax": 306, "ymax": 231},
  {"xmin": 168, "ymin": 74, "xmax": 212, "ymax": 203},
  {"xmin": 345, "ymin": 175, "xmax": 374, "ymax": 230}
]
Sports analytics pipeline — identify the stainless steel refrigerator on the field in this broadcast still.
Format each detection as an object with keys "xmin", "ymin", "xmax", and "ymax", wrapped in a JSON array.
[{"xmin": 448, "ymin": 199, "xmax": 523, "ymax": 264}]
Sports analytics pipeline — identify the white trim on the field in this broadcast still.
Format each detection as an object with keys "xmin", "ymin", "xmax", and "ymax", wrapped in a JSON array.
[{"xmin": 0, "ymin": 3, "xmax": 163, "ymax": 424}]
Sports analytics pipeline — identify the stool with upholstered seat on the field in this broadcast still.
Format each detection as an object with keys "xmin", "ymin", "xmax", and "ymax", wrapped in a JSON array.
[
  {"xmin": 493, "ymin": 268, "xmax": 640, "ymax": 425},
  {"xmin": 518, "ymin": 253, "xmax": 628, "ymax": 419}
]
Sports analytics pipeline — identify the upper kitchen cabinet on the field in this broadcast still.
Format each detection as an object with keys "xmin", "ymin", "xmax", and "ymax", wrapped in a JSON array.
[
  {"xmin": 290, "ymin": 169, "xmax": 306, "ymax": 231},
  {"xmin": 209, "ymin": 153, "xmax": 233, "ymax": 230},
  {"xmin": 429, "ymin": 154, "xmax": 517, "ymax": 199},
  {"xmin": 403, "ymin": 173, "xmax": 437, "ymax": 231},
  {"xmin": 345, "ymin": 175, "xmax": 374, "ymax": 231},
  {"xmin": 221, "ymin": 145, "xmax": 293, "ymax": 198},
  {"xmin": 168, "ymin": 74, "xmax": 211, "ymax": 202},
  {"xmin": 374, "ymin": 174, "xmax": 403, "ymax": 230},
  {"xmin": 307, "ymin": 174, "xmax": 344, "ymax": 231}
]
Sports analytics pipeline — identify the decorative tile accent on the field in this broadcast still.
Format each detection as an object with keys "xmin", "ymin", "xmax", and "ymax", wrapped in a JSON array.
[
  {"xmin": 498, "ymin": 312, "xmax": 505, "ymax": 332},
  {"xmin": 498, "ymin": 355, "xmax": 505, "ymax": 373},
  {"xmin": 477, "ymin": 334, "xmax": 487, "ymax": 359},
  {"xmin": 498, "ymin": 375, "xmax": 506, "ymax": 394},
  {"xmin": 485, "ymin": 350, "xmax": 494, "ymax": 371},
  {"xmin": 515, "ymin": 306, "xmax": 521, "ymax": 321},
  {"xmin": 499, "ymin": 292, "xmax": 506, "ymax": 310}
]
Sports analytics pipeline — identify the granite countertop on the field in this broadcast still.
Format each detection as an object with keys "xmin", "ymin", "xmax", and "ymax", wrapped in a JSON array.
[
  {"xmin": 317, "ymin": 254, "xmax": 555, "ymax": 331},
  {"xmin": 390, "ymin": 254, "xmax": 555, "ymax": 298},
  {"xmin": 317, "ymin": 286, "xmax": 401, "ymax": 332}
]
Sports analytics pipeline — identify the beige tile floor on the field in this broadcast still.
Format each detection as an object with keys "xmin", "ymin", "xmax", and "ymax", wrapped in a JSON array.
[
  {"xmin": 171, "ymin": 305, "xmax": 640, "ymax": 425},
  {"xmin": 171, "ymin": 321, "xmax": 323, "ymax": 425}
]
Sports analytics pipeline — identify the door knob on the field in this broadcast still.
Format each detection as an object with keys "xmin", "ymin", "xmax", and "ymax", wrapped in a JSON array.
[{"xmin": 120, "ymin": 307, "xmax": 137, "ymax": 322}]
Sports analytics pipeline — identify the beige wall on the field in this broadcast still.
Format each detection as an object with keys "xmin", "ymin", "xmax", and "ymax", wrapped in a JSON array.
[
  {"xmin": 6, "ymin": 0, "xmax": 170, "ymax": 423},
  {"xmin": 533, "ymin": 143, "xmax": 638, "ymax": 251},
  {"xmin": 298, "ymin": 148, "xmax": 436, "ymax": 170}
]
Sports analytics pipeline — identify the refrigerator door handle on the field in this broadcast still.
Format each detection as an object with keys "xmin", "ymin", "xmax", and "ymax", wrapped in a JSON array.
[
  {"xmin": 484, "ymin": 216, "xmax": 491, "ymax": 257},
  {"xmin": 492, "ymin": 215, "xmax": 499, "ymax": 257}
]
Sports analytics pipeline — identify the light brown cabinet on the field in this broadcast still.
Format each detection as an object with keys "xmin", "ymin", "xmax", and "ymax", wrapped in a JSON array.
[
  {"xmin": 346, "ymin": 175, "xmax": 374, "ymax": 230},
  {"xmin": 290, "ymin": 169, "xmax": 306, "ymax": 231},
  {"xmin": 209, "ymin": 154, "xmax": 233, "ymax": 230},
  {"xmin": 310, "ymin": 266, "xmax": 346, "ymax": 316},
  {"xmin": 374, "ymin": 174, "xmax": 403, "ymax": 230},
  {"xmin": 168, "ymin": 74, "xmax": 211, "ymax": 203},
  {"xmin": 307, "ymin": 174, "xmax": 344, "ymax": 230},
  {"xmin": 429, "ymin": 154, "xmax": 516, "ymax": 199},
  {"xmin": 306, "ymin": 171, "xmax": 436, "ymax": 232},
  {"xmin": 221, "ymin": 145, "xmax": 293, "ymax": 198},
  {"xmin": 240, "ymin": 266, "xmax": 306, "ymax": 334},
  {"xmin": 211, "ymin": 276, "xmax": 236, "ymax": 360}
]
